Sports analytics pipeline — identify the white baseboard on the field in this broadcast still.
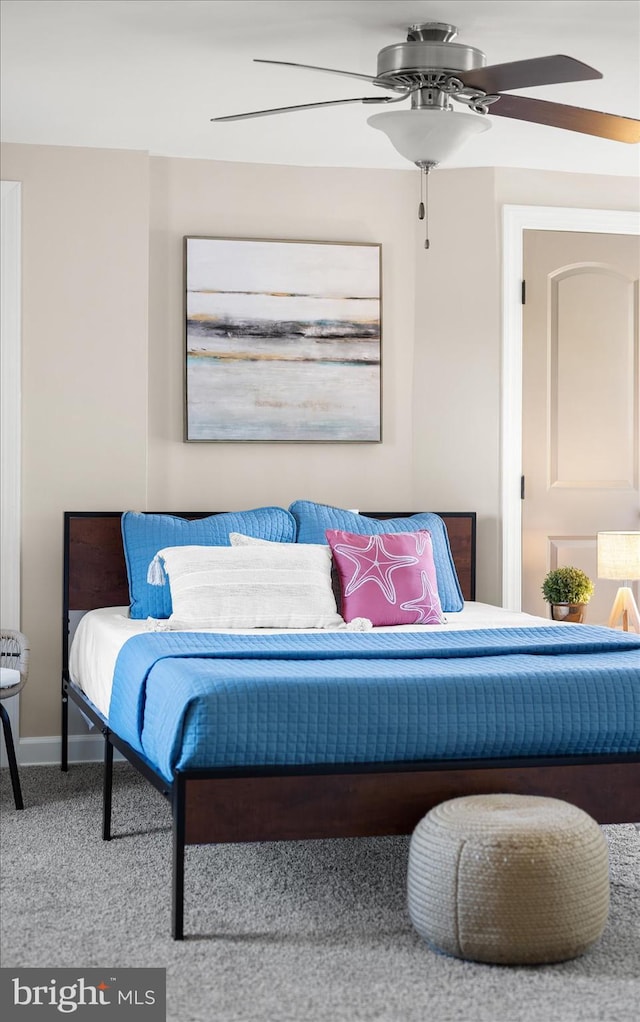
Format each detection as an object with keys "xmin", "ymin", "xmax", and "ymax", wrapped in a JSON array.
[{"xmin": 10, "ymin": 733, "xmax": 125, "ymax": 767}]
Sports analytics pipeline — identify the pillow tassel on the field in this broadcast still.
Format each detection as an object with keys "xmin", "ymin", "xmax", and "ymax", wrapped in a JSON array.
[
  {"xmin": 145, "ymin": 617, "xmax": 170, "ymax": 631},
  {"xmin": 339, "ymin": 617, "xmax": 373, "ymax": 631},
  {"xmin": 147, "ymin": 554, "xmax": 167, "ymax": 586}
]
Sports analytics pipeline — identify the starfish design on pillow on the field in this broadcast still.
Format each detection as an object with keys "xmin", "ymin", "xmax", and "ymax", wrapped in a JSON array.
[
  {"xmin": 334, "ymin": 534, "xmax": 418, "ymax": 603},
  {"xmin": 400, "ymin": 570, "xmax": 444, "ymax": 624}
]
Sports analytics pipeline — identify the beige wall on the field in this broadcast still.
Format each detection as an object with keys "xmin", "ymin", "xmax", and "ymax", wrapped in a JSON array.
[
  {"xmin": 412, "ymin": 168, "xmax": 501, "ymax": 602},
  {"xmin": 147, "ymin": 156, "xmax": 418, "ymax": 510},
  {"xmin": 2, "ymin": 140, "xmax": 637, "ymax": 739},
  {"xmin": 1, "ymin": 143, "xmax": 150, "ymax": 737},
  {"xmin": 493, "ymin": 167, "xmax": 640, "ymax": 209}
]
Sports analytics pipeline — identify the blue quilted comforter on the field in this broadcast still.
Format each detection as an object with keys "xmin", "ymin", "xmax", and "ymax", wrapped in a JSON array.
[{"xmin": 108, "ymin": 626, "xmax": 640, "ymax": 783}]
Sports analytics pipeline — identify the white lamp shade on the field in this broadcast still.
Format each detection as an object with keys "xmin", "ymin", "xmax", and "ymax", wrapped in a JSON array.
[
  {"xmin": 597, "ymin": 532, "xmax": 640, "ymax": 580},
  {"xmin": 367, "ymin": 108, "xmax": 491, "ymax": 165}
]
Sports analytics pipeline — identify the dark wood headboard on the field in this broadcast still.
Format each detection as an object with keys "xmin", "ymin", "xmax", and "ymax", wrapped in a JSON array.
[{"xmin": 63, "ymin": 510, "xmax": 476, "ymax": 663}]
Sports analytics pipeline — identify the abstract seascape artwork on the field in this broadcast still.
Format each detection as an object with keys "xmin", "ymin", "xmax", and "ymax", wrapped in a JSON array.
[{"xmin": 184, "ymin": 237, "xmax": 381, "ymax": 441}]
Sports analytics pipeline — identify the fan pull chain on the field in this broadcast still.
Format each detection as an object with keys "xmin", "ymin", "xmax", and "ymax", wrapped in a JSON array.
[
  {"xmin": 417, "ymin": 162, "xmax": 435, "ymax": 250},
  {"xmin": 423, "ymin": 165, "xmax": 429, "ymax": 249}
]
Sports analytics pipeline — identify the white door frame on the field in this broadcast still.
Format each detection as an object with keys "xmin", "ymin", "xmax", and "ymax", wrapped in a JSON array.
[
  {"xmin": 501, "ymin": 204, "xmax": 640, "ymax": 611},
  {"xmin": 1, "ymin": 180, "xmax": 22, "ymax": 764}
]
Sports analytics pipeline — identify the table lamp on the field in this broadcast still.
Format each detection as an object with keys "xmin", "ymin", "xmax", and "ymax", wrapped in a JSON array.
[{"xmin": 596, "ymin": 532, "xmax": 640, "ymax": 632}]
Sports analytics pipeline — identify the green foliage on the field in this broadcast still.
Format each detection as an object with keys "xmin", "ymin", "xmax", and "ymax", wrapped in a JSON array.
[{"xmin": 541, "ymin": 566, "xmax": 595, "ymax": 604}]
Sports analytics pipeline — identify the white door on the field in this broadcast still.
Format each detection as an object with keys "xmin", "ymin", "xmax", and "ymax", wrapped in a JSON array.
[{"xmin": 521, "ymin": 229, "xmax": 640, "ymax": 624}]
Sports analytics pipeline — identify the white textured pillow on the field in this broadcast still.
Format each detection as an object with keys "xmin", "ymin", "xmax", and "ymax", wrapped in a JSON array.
[
  {"xmin": 228, "ymin": 533, "xmax": 283, "ymax": 547},
  {"xmin": 152, "ymin": 544, "xmax": 343, "ymax": 629}
]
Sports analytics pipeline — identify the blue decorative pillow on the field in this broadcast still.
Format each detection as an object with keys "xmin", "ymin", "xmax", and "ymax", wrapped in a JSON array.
[
  {"xmin": 122, "ymin": 508, "xmax": 297, "ymax": 619},
  {"xmin": 289, "ymin": 501, "xmax": 464, "ymax": 612}
]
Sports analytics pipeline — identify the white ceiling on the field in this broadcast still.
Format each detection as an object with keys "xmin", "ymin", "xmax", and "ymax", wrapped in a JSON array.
[{"xmin": 2, "ymin": 0, "xmax": 639, "ymax": 176}]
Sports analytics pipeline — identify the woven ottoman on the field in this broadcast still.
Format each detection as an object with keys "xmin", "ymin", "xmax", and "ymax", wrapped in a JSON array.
[{"xmin": 407, "ymin": 794, "xmax": 610, "ymax": 965}]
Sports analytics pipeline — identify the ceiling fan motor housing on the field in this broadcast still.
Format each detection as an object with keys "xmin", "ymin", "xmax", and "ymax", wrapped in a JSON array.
[{"xmin": 377, "ymin": 24, "xmax": 486, "ymax": 85}]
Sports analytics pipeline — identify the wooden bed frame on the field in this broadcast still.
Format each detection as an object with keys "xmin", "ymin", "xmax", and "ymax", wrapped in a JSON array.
[{"xmin": 61, "ymin": 510, "xmax": 640, "ymax": 940}]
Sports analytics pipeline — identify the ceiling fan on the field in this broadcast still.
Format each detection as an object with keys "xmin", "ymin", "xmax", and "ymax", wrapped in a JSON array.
[{"xmin": 212, "ymin": 22, "xmax": 640, "ymax": 245}]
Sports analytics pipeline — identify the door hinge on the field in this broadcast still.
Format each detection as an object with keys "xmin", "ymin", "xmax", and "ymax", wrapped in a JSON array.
[
  {"xmin": 520, "ymin": 475, "xmax": 525, "ymax": 500},
  {"xmin": 521, "ymin": 280, "xmax": 526, "ymax": 305}
]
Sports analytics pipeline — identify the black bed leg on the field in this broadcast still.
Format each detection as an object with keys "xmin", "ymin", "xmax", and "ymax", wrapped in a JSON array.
[
  {"xmin": 102, "ymin": 730, "xmax": 113, "ymax": 841},
  {"xmin": 61, "ymin": 685, "xmax": 69, "ymax": 772},
  {"xmin": 172, "ymin": 772, "xmax": 186, "ymax": 940}
]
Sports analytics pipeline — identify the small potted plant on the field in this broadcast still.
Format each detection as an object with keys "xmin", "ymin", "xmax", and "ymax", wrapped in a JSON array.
[{"xmin": 541, "ymin": 566, "xmax": 595, "ymax": 623}]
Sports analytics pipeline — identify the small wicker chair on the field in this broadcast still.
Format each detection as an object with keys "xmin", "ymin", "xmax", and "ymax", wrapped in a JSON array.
[{"xmin": 0, "ymin": 630, "xmax": 30, "ymax": 809}]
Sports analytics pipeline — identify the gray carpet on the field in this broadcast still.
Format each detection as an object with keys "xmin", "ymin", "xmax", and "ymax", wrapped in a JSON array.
[{"xmin": 1, "ymin": 764, "xmax": 639, "ymax": 1022}]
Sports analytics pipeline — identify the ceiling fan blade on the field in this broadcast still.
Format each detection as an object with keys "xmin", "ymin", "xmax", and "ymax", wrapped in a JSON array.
[
  {"xmin": 462, "ymin": 55, "xmax": 602, "ymax": 94},
  {"xmin": 489, "ymin": 93, "xmax": 640, "ymax": 142},
  {"xmin": 211, "ymin": 95, "xmax": 399, "ymax": 123},
  {"xmin": 254, "ymin": 58, "xmax": 402, "ymax": 90}
]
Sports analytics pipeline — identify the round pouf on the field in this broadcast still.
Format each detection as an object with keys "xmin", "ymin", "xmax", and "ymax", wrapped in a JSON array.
[{"xmin": 407, "ymin": 794, "xmax": 610, "ymax": 965}]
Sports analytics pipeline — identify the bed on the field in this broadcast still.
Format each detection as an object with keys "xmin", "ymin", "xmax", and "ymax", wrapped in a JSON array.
[{"xmin": 61, "ymin": 507, "xmax": 640, "ymax": 940}]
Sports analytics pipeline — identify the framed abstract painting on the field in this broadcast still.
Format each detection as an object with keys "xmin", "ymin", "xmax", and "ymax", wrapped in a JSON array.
[{"xmin": 184, "ymin": 237, "xmax": 381, "ymax": 441}]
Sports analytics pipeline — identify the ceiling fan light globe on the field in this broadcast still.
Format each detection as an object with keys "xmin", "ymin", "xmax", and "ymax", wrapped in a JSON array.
[{"xmin": 367, "ymin": 109, "xmax": 491, "ymax": 166}]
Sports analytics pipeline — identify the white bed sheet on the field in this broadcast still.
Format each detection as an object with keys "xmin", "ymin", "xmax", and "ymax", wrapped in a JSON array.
[{"xmin": 68, "ymin": 603, "xmax": 557, "ymax": 719}]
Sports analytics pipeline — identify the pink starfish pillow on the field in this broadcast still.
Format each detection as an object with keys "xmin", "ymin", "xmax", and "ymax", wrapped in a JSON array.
[{"xmin": 325, "ymin": 529, "xmax": 445, "ymax": 626}]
